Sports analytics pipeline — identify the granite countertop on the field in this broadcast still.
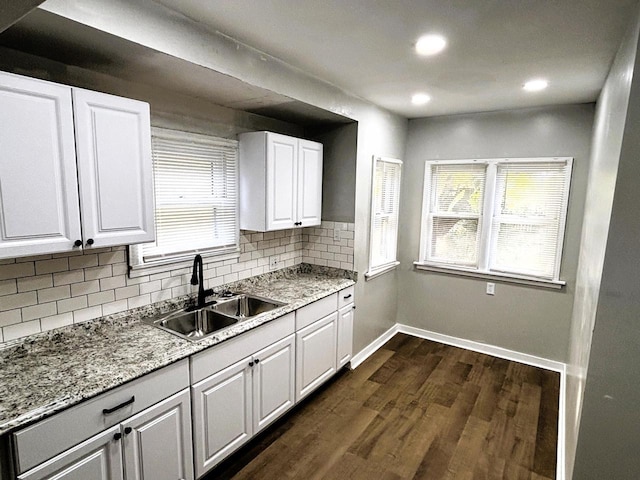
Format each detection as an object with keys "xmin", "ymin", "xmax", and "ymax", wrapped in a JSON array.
[{"xmin": 0, "ymin": 264, "xmax": 355, "ymax": 436}]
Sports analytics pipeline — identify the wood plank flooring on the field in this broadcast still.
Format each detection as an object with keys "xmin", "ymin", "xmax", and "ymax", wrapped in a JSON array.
[{"xmin": 204, "ymin": 334, "xmax": 560, "ymax": 480}]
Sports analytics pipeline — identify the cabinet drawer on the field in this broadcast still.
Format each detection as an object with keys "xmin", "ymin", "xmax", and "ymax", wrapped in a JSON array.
[
  {"xmin": 295, "ymin": 293, "xmax": 337, "ymax": 330},
  {"xmin": 190, "ymin": 312, "xmax": 295, "ymax": 384},
  {"xmin": 338, "ymin": 286, "xmax": 355, "ymax": 309},
  {"xmin": 13, "ymin": 359, "xmax": 189, "ymax": 474}
]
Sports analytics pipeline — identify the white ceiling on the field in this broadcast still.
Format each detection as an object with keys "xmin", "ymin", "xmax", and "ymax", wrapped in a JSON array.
[{"xmin": 153, "ymin": 0, "xmax": 638, "ymax": 118}]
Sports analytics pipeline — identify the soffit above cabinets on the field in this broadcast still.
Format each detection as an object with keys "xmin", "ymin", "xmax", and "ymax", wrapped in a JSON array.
[{"xmin": 0, "ymin": 9, "xmax": 352, "ymax": 128}]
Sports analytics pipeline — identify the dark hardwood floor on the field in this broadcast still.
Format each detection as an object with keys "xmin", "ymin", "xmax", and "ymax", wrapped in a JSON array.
[{"xmin": 205, "ymin": 334, "xmax": 560, "ymax": 480}]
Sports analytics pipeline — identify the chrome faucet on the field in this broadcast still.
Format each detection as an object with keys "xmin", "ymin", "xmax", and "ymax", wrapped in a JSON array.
[{"xmin": 191, "ymin": 254, "xmax": 213, "ymax": 309}]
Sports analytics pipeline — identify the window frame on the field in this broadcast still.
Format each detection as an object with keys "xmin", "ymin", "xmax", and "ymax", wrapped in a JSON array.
[
  {"xmin": 415, "ymin": 157, "xmax": 573, "ymax": 288},
  {"xmin": 128, "ymin": 128, "xmax": 240, "ymax": 277},
  {"xmin": 365, "ymin": 156, "xmax": 403, "ymax": 280}
]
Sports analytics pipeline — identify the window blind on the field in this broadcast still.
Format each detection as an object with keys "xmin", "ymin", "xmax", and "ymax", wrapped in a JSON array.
[
  {"xmin": 427, "ymin": 163, "xmax": 486, "ymax": 266},
  {"xmin": 369, "ymin": 157, "xmax": 402, "ymax": 272},
  {"xmin": 131, "ymin": 129, "xmax": 239, "ymax": 267},
  {"xmin": 490, "ymin": 162, "xmax": 570, "ymax": 279}
]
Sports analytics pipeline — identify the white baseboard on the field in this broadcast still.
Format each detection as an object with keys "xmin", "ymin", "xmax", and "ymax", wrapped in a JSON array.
[
  {"xmin": 350, "ymin": 323, "xmax": 566, "ymax": 480},
  {"xmin": 349, "ymin": 324, "xmax": 399, "ymax": 369}
]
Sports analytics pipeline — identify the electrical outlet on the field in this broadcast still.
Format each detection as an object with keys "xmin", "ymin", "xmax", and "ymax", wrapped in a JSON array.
[
  {"xmin": 269, "ymin": 255, "xmax": 279, "ymax": 270},
  {"xmin": 486, "ymin": 282, "xmax": 495, "ymax": 295},
  {"xmin": 333, "ymin": 228, "xmax": 341, "ymax": 241}
]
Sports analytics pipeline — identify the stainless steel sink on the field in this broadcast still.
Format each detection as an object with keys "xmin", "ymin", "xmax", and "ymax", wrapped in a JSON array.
[
  {"xmin": 149, "ymin": 308, "xmax": 238, "ymax": 341},
  {"xmin": 211, "ymin": 294, "xmax": 285, "ymax": 318},
  {"xmin": 146, "ymin": 293, "xmax": 285, "ymax": 342}
]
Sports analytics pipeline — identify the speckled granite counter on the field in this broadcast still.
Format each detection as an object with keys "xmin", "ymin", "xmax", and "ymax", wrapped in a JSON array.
[{"xmin": 0, "ymin": 264, "xmax": 355, "ymax": 436}]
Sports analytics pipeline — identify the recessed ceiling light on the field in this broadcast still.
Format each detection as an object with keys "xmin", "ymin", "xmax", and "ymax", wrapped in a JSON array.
[
  {"xmin": 523, "ymin": 79, "xmax": 549, "ymax": 92},
  {"xmin": 412, "ymin": 93, "xmax": 431, "ymax": 105},
  {"xmin": 415, "ymin": 34, "xmax": 447, "ymax": 56}
]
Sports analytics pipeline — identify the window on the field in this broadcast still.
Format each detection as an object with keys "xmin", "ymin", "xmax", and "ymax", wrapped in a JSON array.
[
  {"xmin": 129, "ymin": 128, "xmax": 239, "ymax": 274},
  {"xmin": 416, "ymin": 157, "xmax": 572, "ymax": 286},
  {"xmin": 366, "ymin": 156, "xmax": 402, "ymax": 279}
]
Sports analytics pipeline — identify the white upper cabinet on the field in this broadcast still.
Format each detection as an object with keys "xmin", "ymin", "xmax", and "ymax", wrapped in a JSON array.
[
  {"xmin": 0, "ymin": 72, "xmax": 82, "ymax": 258},
  {"xmin": 0, "ymin": 71, "xmax": 154, "ymax": 259},
  {"xmin": 239, "ymin": 131, "xmax": 323, "ymax": 231},
  {"xmin": 73, "ymin": 89, "xmax": 154, "ymax": 248}
]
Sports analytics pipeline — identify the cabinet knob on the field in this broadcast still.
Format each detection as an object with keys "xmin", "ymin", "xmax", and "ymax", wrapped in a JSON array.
[
  {"xmin": 249, "ymin": 361, "xmax": 254, "ymax": 367},
  {"xmin": 124, "ymin": 427, "xmax": 132, "ymax": 435},
  {"xmin": 343, "ymin": 294, "xmax": 352, "ymax": 299},
  {"xmin": 254, "ymin": 358, "xmax": 260, "ymax": 364},
  {"xmin": 86, "ymin": 238, "xmax": 94, "ymax": 246},
  {"xmin": 74, "ymin": 240, "xmax": 82, "ymax": 247},
  {"xmin": 352, "ymin": 305, "xmax": 356, "ymax": 310},
  {"xmin": 113, "ymin": 432, "xmax": 122, "ymax": 441},
  {"xmin": 294, "ymin": 222, "xmax": 302, "ymax": 226}
]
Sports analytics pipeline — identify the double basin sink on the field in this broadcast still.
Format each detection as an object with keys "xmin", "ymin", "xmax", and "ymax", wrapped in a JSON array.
[{"xmin": 147, "ymin": 294, "xmax": 285, "ymax": 341}]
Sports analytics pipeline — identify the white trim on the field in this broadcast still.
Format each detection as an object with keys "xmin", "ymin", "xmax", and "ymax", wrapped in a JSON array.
[
  {"xmin": 349, "ymin": 323, "xmax": 566, "ymax": 480},
  {"xmin": 364, "ymin": 261, "xmax": 400, "ymax": 281},
  {"xmin": 349, "ymin": 324, "xmax": 399, "ymax": 369},
  {"xmin": 396, "ymin": 324, "xmax": 565, "ymax": 372},
  {"xmin": 129, "ymin": 250, "xmax": 240, "ymax": 278},
  {"xmin": 413, "ymin": 262, "xmax": 566, "ymax": 289}
]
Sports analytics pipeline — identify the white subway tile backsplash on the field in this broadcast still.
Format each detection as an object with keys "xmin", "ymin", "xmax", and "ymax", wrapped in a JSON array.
[
  {"xmin": 0, "ymin": 279, "xmax": 17, "ymax": 296},
  {"xmin": 88, "ymin": 290, "xmax": 115, "ymax": 307},
  {"xmin": 0, "ymin": 262, "xmax": 35, "ymax": 281},
  {"xmin": 37, "ymin": 285, "xmax": 71, "ymax": 303},
  {"xmin": 0, "ymin": 291, "xmax": 37, "ymax": 311},
  {"xmin": 35, "ymin": 258, "xmax": 69, "ymax": 275},
  {"xmin": 68, "ymin": 254, "xmax": 98, "ymax": 270},
  {"xmin": 115, "ymin": 285, "xmax": 139, "ymax": 300},
  {"xmin": 0, "ymin": 225, "xmax": 314, "ymax": 342},
  {"xmin": 99, "ymin": 275, "xmax": 126, "ymax": 291},
  {"xmin": 102, "ymin": 299, "xmax": 129, "ymax": 316},
  {"xmin": 0, "ymin": 309, "xmax": 22, "ymax": 328},
  {"xmin": 98, "ymin": 251, "xmax": 125, "ymax": 265},
  {"xmin": 71, "ymin": 280, "xmax": 100, "ymax": 297},
  {"xmin": 73, "ymin": 306, "xmax": 102, "ymax": 324},
  {"xmin": 53, "ymin": 270, "xmax": 85, "ymax": 286},
  {"xmin": 4, "ymin": 320, "xmax": 41, "ymax": 341},
  {"xmin": 40, "ymin": 312, "xmax": 74, "ymax": 331},
  {"xmin": 58, "ymin": 296, "xmax": 88, "ymax": 314},
  {"xmin": 22, "ymin": 302, "xmax": 57, "ymax": 322},
  {"xmin": 84, "ymin": 265, "xmax": 113, "ymax": 281}
]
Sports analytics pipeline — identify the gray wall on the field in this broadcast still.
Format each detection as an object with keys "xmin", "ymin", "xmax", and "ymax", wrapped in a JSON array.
[
  {"xmin": 397, "ymin": 104, "xmax": 594, "ymax": 362},
  {"xmin": 570, "ymin": 8, "xmax": 640, "ymax": 479},
  {"xmin": 563, "ymin": 10, "xmax": 640, "ymax": 478},
  {"xmin": 22, "ymin": 0, "xmax": 409, "ymax": 356},
  {"xmin": 312, "ymin": 123, "xmax": 358, "ymax": 223}
]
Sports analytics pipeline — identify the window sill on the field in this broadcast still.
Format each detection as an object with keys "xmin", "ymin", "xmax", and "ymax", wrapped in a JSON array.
[
  {"xmin": 412, "ymin": 262, "xmax": 565, "ymax": 289},
  {"xmin": 129, "ymin": 250, "xmax": 240, "ymax": 278},
  {"xmin": 365, "ymin": 261, "xmax": 400, "ymax": 281}
]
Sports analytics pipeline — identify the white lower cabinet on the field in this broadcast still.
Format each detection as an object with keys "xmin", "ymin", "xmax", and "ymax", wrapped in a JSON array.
[
  {"xmin": 337, "ymin": 303, "xmax": 355, "ymax": 369},
  {"xmin": 190, "ymin": 315, "xmax": 296, "ymax": 479},
  {"xmin": 18, "ymin": 389, "xmax": 193, "ymax": 480},
  {"xmin": 296, "ymin": 312, "xmax": 338, "ymax": 402},
  {"xmin": 18, "ymin": 426, "xmax": 124, "ymax": 480},
  {"xmin": 122, "ymin": 389, "xmax": 194, "ymax": 480}
]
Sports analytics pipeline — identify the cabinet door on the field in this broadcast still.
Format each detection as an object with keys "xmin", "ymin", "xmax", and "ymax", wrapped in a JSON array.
[
  {"xmin": 297, "ymin": 140, "xmax": 323, "ymax": 227},
  {"xmin": 252, "ymin": 334, "xmax": 295, "ymax": 434},
  {"xmin": 266, "ymin": 132, "xmax": 298, "ymax": 230},
  {"xmin": 73, "ymin": 89, "xmax": 154, "ymax": 248},
  {"xmin": 295, "ymin": 312, "xmax": 337, "ymax": 401},
  {"xmin": 337, "ymin": 304, "xmax": 354, "ymax": 369},
  {"xmin": 191, "ymin": 357, "xmax": 253, "ymax": 478},
  {"xmin": 17, "ymin": 426, "xmax": 123, "ymax": 480},
  {"xmin": 121, "ymin": 389, "xmax": 193, "ymax": 480},
  {"xmin": 0, "ymin": 71, "xmax": 82, "ymax": 259}
]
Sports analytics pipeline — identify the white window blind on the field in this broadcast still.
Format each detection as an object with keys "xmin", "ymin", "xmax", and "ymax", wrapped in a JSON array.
[
  {"xmin": 427, "ymin": 163, "xmax": 486, "ymax": 267},
  {"xmin": 367, "ymin": 156, "xmax": 402, "ymax": 278},
  {"xmin": 490, "ymin": 162, "xmax": 570, "ymax": 279},
  {"xmin": 130, "ymin": 128, "xmax": 239, "ymax": 269},
  {"xmin": 418, "ymin": 157, "xmax": 572, "ymax": 284}
]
